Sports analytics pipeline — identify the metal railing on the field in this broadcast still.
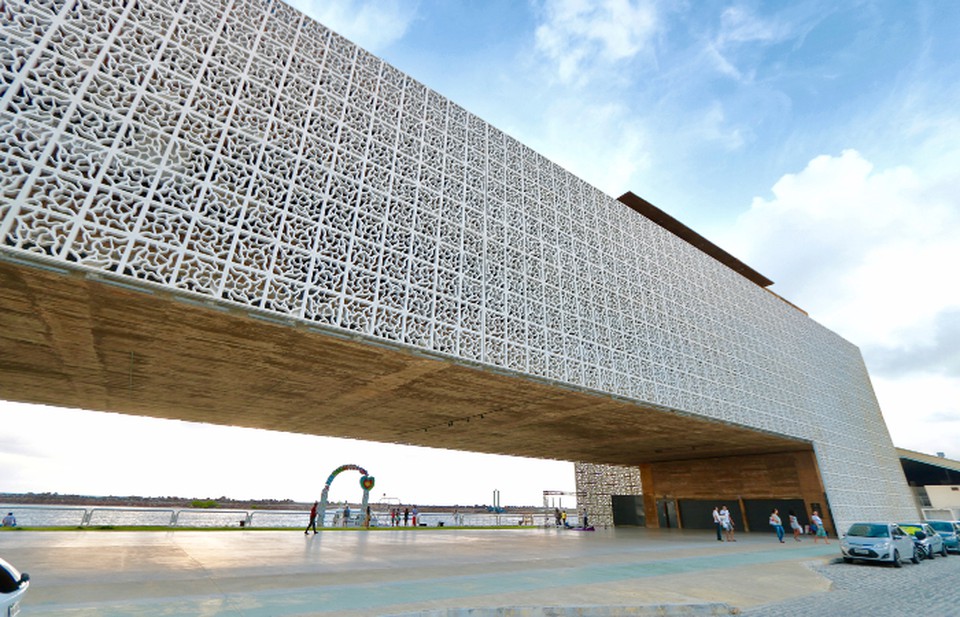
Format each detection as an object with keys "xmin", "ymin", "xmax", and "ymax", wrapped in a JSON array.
[{"xmin": 0, "ymin": 504, "xmax": 565, "ymax": 529}]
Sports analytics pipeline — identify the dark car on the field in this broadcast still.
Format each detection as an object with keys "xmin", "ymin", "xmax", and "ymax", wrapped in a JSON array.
[{"xmin": 926, "ymin": 520, "xmax": 960, "ymax": 553}]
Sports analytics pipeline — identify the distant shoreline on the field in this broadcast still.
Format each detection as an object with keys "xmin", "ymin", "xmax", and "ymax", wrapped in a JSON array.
[
  {"xmin": 1, "ymin": 492, "xmax": 305, "ymax": 511},
  {"xmin": 0, "ymin": 492, "xmax": 536, "ymax": 512}
]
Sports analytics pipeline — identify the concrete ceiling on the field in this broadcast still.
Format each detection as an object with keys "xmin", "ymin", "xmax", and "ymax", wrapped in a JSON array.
[{"xmin": 0, "ymin": 258, "xmax": 808, "ymax": 465}]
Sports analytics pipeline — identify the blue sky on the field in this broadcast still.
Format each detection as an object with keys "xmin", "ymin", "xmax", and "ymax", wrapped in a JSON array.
[{"xmin": 3, "ymin": 0, "xmax": 959, "ymax": 506}]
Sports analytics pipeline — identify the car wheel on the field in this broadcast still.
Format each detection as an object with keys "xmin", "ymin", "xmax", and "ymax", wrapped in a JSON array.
[
  {"xmin": 928, "ymin": 546, "xmax": 936, "ymax": 559},
  {"xmin": 941, "ymin": 544, "xmax": 949, "ymax": 557},
  {"xmin": 911, "ymin": 545, "xmax": 921, "ymax": 564},
  {"xmin": 893, "ymin": 549, "xmax": 902, "ymax": 568}
]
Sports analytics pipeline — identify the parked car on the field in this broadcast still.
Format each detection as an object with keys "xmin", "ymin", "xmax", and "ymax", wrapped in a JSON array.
[
  {"xmin": 924, "ymin": 520, "xmax": 959, "ymax": 554},
  {"xmin": 840, "ymin": 522, "xmax": 921, "ymax": 567},
  {"xmin": 0, "ymin": 557, "xmax": 29, "ymax": 617},
  {"xmin": 899, "ymin": 522, "xmax": 948, "ymax": 559}
]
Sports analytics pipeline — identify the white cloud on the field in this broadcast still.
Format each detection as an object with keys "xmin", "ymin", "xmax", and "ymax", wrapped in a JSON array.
[
  {"xmin": 716, "ymin": 6, "xmax": 782, "ymax": 46},
  {"xmin": 528, "ymin": 98, "xmax": 651, "ymax": 196},
  {"xmin": 874, "ymin": 374, "xmax": 960, "ymax": 459},
  {"xmin": 721, "ymin": 147, "xmax": 960, "ymax": 456},
  {"xmin": 699, "ymin": 101, "xmax": 746, "ymax": 150},
  {"xmin": 705, "ymin": 6, "xmax": 789, "ymax": 82},
  {"xmin": 286, "ymin": 0, "xmax": 418, "ymax": 53},
  {"xmin": 534, "ymin": 0, "xmax": 659, "ymax": 83},
  {"xmin": 729, "ymin": 149, "xmax": 960, "ymax": 349}
]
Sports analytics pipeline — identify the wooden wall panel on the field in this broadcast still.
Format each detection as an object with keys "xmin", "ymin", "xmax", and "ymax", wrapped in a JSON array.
[{"xmin": 642, "ymin": 449, "xmax": 834, "ymax": 534}]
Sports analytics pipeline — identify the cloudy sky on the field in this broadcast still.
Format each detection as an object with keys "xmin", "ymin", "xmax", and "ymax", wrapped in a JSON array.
[{"xmin": 3, "ymin": 0, "xmax": 959, "ymax": 506}]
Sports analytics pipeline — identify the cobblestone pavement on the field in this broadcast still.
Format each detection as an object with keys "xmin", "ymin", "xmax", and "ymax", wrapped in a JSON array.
[{"xmin": 743, "ymin": 553, "xmax": 960, "ymax": 616}]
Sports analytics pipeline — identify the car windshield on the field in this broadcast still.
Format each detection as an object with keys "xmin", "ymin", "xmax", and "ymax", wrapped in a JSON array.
[
  {"xmin": 847, "ymin": 524, "xmax": 890, "ymax": 538},
  {"xmin": 898, "ymin": 525, "xmax": 923, "ymax": 536},
  {"xmin": 929, "ymin": 522, "xmax": 953, "ymax": 532},
  {"xmin": 0, "ymin": 565, "xmax": 19, "ymax": 594}
]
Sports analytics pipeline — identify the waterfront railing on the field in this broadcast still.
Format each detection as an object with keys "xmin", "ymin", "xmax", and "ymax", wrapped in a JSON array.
[{"xmin": 0, "ymin": 504, "xmax": 565, "ymax": 529}]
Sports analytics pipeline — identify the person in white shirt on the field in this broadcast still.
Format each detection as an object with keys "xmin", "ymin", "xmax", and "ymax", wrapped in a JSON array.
[
  {"xmin": 769, "ymin": 509, "xmax": 785, "ymax": 543},
  {"xmin": 810, "ymin": 511, "xmax": 829, "ymax": 544},
  {"xmin": 719, "ymin": 505, "xmax": 735, "ymax": 541}
]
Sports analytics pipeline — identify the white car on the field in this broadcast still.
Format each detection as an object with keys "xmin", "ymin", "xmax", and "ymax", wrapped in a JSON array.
[
  {"xmin": 0, "ymin": 557, "xmax": 29, "ymax": 617},
  {"xmin": 840, "ymin": 522, "xmax": 921, "ymax": 567}
]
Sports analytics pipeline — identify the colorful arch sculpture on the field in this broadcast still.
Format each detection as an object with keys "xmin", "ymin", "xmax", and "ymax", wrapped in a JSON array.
[{"xmin": 317, "ymin": 464, "xmax": 375, "ymax": 528}]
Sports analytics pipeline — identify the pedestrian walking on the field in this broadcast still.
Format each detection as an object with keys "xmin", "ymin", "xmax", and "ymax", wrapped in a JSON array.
[
  {"xmin": 343, "ymin": 504, "xmax": 351, "ymax": 527},
  {"xmin": 304, "ymin": 501, "xmax": 318, "ymax": 534},
  {"xmin": 719, "ymin": 505, "xmax": 735, "ymax": 541},
  {"xmin": 788, "ymin": 510, "xmax": 802, "ymax": 542},
  {"xmin": 404, "ymin": 507, "xmax": 410, "ymax": 526},
  {"xmin": 364, "ymin": 505, "xmax": 372, "ymax": 528},
  {"xmin": 554, "ymin": 507, "xmax": 562, "ymax": 527},
  {"xmin": 810, "ymin": 510, "xmax": 829, "ymax": 544},
  {"xmin": 712, "ymin": 506, "xmax": 723, "ymax": 541},
  {"xmin": 412, "ymin": 505, "xmax": 419, "ymax": 526},
  {"xmin": 770, "ymin": 508, "xmax": 785, "ymax": 543}
]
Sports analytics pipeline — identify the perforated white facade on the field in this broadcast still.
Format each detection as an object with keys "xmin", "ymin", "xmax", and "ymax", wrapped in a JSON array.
[{"xmin": 0, "ymin": 0, "xmax": 916, "ymax": 528}]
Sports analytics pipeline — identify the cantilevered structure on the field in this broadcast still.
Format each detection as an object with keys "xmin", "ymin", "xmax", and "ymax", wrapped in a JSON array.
[{"xmin": 0, "ymin": 0, "xmax": 917, "ymax": 530}]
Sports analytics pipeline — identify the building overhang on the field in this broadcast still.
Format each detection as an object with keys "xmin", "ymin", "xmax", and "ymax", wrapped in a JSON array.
[
  {"xmin": 897, "ymin": 447, "xmax": 960, "ymax": 481},
  {"xmin": 0, "ymin": 255, "xmax": 810, "ymax": 467}
]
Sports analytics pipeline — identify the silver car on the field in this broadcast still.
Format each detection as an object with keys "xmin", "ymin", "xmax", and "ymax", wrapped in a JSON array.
[
  {"xmin": 0, "ymin": 557, "xmax": 29, "ymax": 617},
  {"xmin": 841, "ymin": 522, "xmax": 921, "ymax": 567}
]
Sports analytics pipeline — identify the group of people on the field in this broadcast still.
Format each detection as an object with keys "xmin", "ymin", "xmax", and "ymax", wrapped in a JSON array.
[
  {"xmin": 553, "ymin": 507, "xmax": 588, "ymax": 528},
  {"xmin": 303, "ymin": 501, "xmax": 376, "ymax": 533},
  {"xmin": 714, "ymin": 506, "xmax": 830, "ymax": 544},
  {"xmin": 712, "ymin": 505, "xmax": 736, "ymax": 541},
  {"xmin": 303, "ymin": 502, "xmax": 422, "ymax": 533},
  {"xmin": 768, "ymin": 508, "xmax": 829, "ymax": 544},
  {"xmin": 388, "ymin": 506, "xmax": 418, "ymax": 526}
]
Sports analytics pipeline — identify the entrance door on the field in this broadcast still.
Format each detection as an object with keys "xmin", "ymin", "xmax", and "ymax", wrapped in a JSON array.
[
  {"xmin": 611, "ymin": 495, "xmax": 645, "ymax": 526},
  {"xmin": 656, "ymin": 498, "xmax": 678, "ymax": 528}
]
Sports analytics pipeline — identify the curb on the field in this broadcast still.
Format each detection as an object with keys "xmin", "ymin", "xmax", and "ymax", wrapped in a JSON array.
[{"xmin": 387, "ymin": 604, "xmax": 739, "ymax": 616}]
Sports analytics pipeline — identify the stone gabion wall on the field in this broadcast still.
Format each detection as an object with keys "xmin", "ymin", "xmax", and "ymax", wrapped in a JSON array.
[
  {"xmin": 575, "ymin": 462, "xmax": 643, "ymax": 528},
  {"xmin": 0, "ymin": 0, "xmax": 916, "ymax": 529}
]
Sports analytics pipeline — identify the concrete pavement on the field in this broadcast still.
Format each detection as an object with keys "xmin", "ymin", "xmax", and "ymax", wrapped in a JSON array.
[{"xmin": 0, "ymin": 527, "xmax": 840, "ymax": 616}]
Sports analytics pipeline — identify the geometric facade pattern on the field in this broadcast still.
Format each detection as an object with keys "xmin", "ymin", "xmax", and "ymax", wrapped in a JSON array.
[
  {"xmin": 575, "ymin": 463, "xmax": 643, "ymax": 528},
  {"xmin": 0, "ymin": 0, "xmax": 915, "ymax": 528}
]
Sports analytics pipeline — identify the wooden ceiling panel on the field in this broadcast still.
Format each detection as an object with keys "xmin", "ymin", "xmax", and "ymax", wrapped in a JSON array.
[{"xmin": 0, "ymin": 259, "xmax": 808, "ymax": 466}]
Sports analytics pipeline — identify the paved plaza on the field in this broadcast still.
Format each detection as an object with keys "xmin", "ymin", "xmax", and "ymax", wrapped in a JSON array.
[
  {"xmin": 3, "ymin": 527, "xmax": 958, "ymax": 616},
  {"xmin": 0, "ymin": 526, "xmax": 846, "ymax": 616}
]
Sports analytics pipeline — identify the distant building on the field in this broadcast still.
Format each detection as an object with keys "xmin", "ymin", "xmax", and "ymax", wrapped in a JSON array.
[{"xmin": 898, "ymin": 448, "xmax": 960, "ymax": 519}]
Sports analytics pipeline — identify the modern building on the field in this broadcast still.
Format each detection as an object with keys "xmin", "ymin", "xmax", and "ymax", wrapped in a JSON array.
[
  {"xmin": 0, "ymin": 0, "xmax": 918, "ymax": 531},
  {"xmin": 898, "ymin": 448, "xmax": 960, "ymax": 519}
]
